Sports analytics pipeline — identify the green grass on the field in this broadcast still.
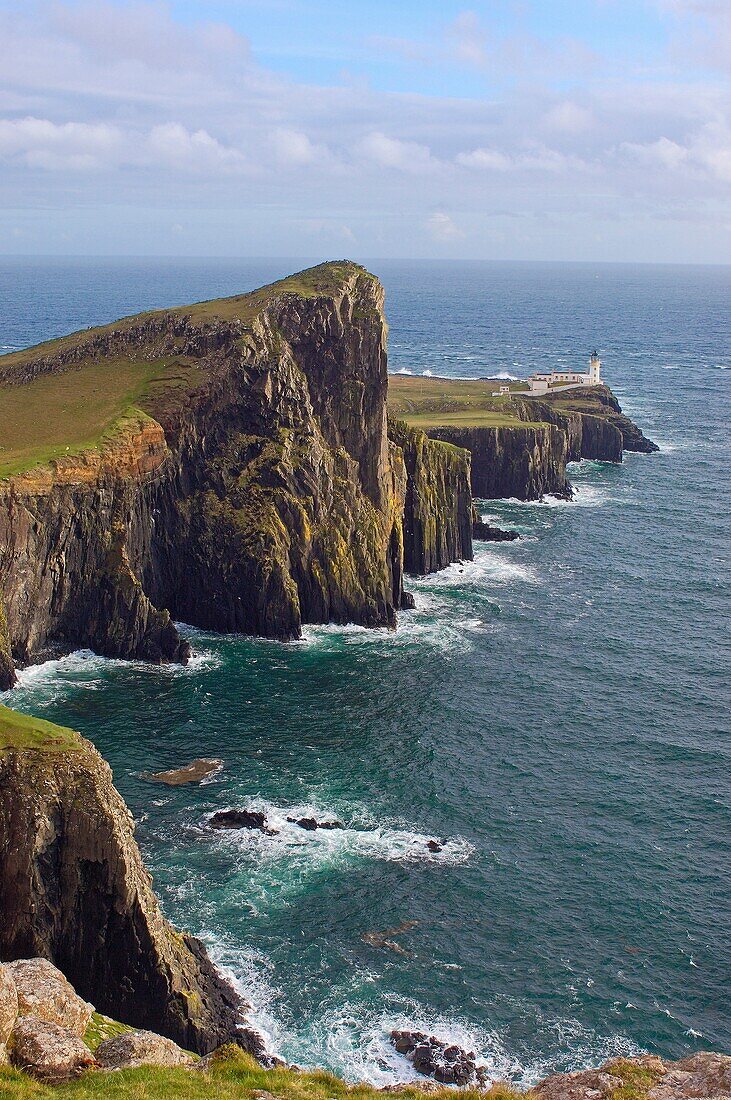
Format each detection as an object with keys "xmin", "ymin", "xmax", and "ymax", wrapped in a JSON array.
[
  {"xmin": 387, "ymin": 375, "xmax": 541, "ymax": 430},
  {"xmin": 0, "ymin": 1046, "xmax": 523, "ymax": 1100},
  {"xmin": 82, "ymin": 1014, "xmax": 134, "ymax": 1053},
  {"xmin": 0, "ymin": 704, "xmax": 82, "ymax": 753},
  {"xmin": 0, "ymin": 262, "xmax": 372, "ymax": 480},
  {"xmin": 0, "ymin": 357, "xmax": 189, "ymax": 479}
]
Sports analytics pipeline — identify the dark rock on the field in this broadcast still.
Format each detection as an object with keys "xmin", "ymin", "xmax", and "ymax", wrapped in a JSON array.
[
  {"xmin": 0, "ymin": 264, "xmax": 407, "ymax": 677},
  {"xmin": 0, "ymin": 735, "xmax": 248, "ymax": 1056},
  {"xmin": 210, "ymin": 810, "xmax": 278, "ymax": 835},
  {"xmin": 471, "ymin": 514, "xmax": 520, "ymax": 542},
  {"xmin": 426, "ymin": 840, "xmax": 443, "ymax": 852},
  {"xmin": 286, "ymin": 816, "xmax": 345, "ymax": 831},
  {"xmin": 388, "ymin": 419, "xmax": 473, "ymax": 575},
  {"xmin": 390, "ymin": 1030, "xmax": 485, "ymax": 1086},
  {"xmin": 400, "ymin": 591, "xmax": 417, "ymax": 610}
]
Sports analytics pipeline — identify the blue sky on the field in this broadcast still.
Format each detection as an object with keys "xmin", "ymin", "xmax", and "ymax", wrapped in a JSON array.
[{"xmin": 0, "ymin": 0, "xmax": 729, "ymax": 261}]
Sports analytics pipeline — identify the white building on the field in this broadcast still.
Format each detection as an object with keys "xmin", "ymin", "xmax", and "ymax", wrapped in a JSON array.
[{"xmin": 528, "ymin": 352, "xmax": 601, "ymax": 394}]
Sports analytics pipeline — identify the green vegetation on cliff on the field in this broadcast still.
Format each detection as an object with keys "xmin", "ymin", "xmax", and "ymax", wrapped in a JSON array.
[
  {"xmin": 387, "ymin": 375, "xmax": 541, "ymax": 429},
  {"xmin": 0, "ymin": 704, "xmax": 82, "ymax": 753},
  {"xmin": 0, "ymin": 1047, "xmax": 518, "ymax": 1100},
  {"xmin": 0, "ymin": 262, "xmax": 374, "ymax": 480}
]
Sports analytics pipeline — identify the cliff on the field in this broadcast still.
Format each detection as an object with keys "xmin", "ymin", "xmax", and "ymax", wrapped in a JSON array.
[
  {"xmin": 388, "ymin": 420, "xmax": 473, "ymax": 573},
  {"xmin": 0, "ymin": 263, "xmax": 427, "ymax": 683},
  {"xmin": 387, "ymin": 375, "xmax": 657, "ymax": 501},
  {"xmin": 421, "ymin": 422, "xmax": 570, "ymax": 501},
  {"xmin": 0, "ymin": 704, "xmax": 249, "ymax": 1056}
]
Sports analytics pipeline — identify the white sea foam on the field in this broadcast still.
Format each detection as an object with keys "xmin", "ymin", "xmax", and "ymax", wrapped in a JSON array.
[
  {"xmin": 8, "ymin": 645, "xmax": 221, "ymax": 702},
  {"xmin": 204, "ymin": 799, "xmax": 474, "ymax": 873},
  {"xmin": 413, "ymin": 551, "xmax": 539, "ymax": 590}
]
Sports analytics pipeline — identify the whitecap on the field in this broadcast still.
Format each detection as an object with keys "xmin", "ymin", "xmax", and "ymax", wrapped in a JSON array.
[{"xmin": 204, "ymin": 799, "xmax": 474, "ymax": 873}]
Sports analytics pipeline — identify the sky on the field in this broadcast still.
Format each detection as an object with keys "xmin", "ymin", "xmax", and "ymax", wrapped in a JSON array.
[{"xmin": 0, "ymin": 0, "xmax": 729, "ymax": 261}]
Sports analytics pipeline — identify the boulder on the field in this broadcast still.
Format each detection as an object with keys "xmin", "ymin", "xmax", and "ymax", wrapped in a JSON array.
[
  {"xmin": 390, "ymin": 1029, "xmax": 486, "ymax": 1086},
  {"xmin": 426, "ymin": 840, "xmax": 443, "ymax": 853},
  {"xmin": 9, "ymin": 1015, "xmax": 96, "ymax": 1083},
  {"xmin": 7, "ymin": 958, "xmax": 93, "ymax": 1036},
  {"xmin": 209, "ymin": 809, "xmax": 278, "ymax": 835},
  {"xmin": 146, "ymin": 759, "xmax": 223, "ymax": 785},
  {"xmin": 95, "ymin": 1028, "xmax": 194, "ymax": 1069},
  {"xmin": 649, "ymin": 1052, "xmax": 731, "ymax": 1100},
  {"xmin": 0, "ymin": 963, "xmax": 18, "ymax": 1045},
  {"xmin": 400, "ymin": 591, "xmax": 417, "ymax": 610}
]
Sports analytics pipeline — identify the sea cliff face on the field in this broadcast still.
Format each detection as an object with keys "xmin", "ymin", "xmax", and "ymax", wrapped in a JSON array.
[
  {"xmin": 0, "ymin": 265, "xmax": 429, "ymax": 683},
  {"xmin": 424, "ymin": 423, "xmax": 570, "ymax": 501},
  {"xmin": 388, "ymin": 419, "xmax": 473, "ymax": 573},
  {"xmin": 0, "ymin": 707, "xmax": 246, "ymax": 1055}
]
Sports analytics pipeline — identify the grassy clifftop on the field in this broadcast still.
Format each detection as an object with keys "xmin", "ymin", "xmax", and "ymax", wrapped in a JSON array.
[
  {"xmin": 0, "ymin": 262, "xmax": 372, "ymax": 480},
  {"xmin": 0, "ymin": 703, "xmax": 83, "ymax": 753},
  {"xmin": 387, "ymin": 375, "xmax": 539, "ymax": 429}
]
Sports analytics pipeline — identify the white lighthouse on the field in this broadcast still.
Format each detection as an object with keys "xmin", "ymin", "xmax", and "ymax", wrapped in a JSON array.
[{"xmin": 588, "ymin": 351, "xmax": 601, "ymax": 386}]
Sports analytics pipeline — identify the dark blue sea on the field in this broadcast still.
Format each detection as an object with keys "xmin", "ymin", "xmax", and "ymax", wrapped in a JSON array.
[{"xmin": 1, "ymin": 258, "xmax": 730, "ymax": 1083}]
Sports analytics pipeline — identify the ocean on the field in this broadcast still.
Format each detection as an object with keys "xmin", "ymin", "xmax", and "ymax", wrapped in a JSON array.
[{"xmin": 1, "ymin": 258, "xmax": 729, "ymax": 1084}]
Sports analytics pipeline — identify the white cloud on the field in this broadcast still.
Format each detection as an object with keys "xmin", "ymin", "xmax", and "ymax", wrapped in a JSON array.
[
  {"xmin": 0, "ymin": 117, "xmax": 120, "ymax": 171},
  {"xmin": 544, "ymin": 102, "xmax": 594, "ymax": 135},
  {"xmin": 359, "ymin": 131, "xmax": 438, "ymax": 173},
  {"xmin": 426, "ymin": 212, "xmax": 465, "ymax": 241}
]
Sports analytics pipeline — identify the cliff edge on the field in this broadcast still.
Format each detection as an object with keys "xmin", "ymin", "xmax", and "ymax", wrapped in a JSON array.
[{"xmin": 0, "ymin": 704, "xmax": 249, "ymax": 1055}]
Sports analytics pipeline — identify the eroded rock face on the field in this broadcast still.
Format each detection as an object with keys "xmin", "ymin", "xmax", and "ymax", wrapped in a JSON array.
[
  {"xmin": 534, "ymin": 1053, "xmax": 731, "ymax": 1100},
  {"xmin": 7, "ymin": 958, "xmax": 93, "ymax": 1036},
  {"xmin": 388, "ymin": 420, "xmax": 473, "ymax": 574},
  {"xmin": 95, "ymin": 1028, "xmax": 194, "ymax": 1070},
  {"xmin": 0, "ymin": 736, "xmax": 245, "ymax": 1055},
  {"xmin": 425, "ymin": 422, "xmax": 570, "ymax": 501},
  {"xmin": 0, "ymin": 265, "xmax": 407, "ymax": 683},
  {"xmin": 0, "ymin": 963, "xmax": 18, "ymax": 1045},
  {"xmin": 9, "ymin": 1016, "xmax": 96, "ymax": 1083}
]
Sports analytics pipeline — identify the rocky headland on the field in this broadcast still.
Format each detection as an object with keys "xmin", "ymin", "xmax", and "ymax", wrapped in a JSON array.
[
  {"xmin": 387, "ymin": 374, "xmax": 657, "ymax": 501},
  {"xmin": 0, "ymin": 264, "xmax": 685, "ymax": 1099}
]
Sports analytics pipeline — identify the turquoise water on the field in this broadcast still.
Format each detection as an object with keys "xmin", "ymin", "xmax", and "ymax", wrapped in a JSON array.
[{"xmin": 1, "ymin": 260, "xmax": 729, "ymax": 1083}]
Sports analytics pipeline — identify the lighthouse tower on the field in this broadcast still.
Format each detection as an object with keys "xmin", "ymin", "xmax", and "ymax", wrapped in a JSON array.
[{"xmin": 588, "ymin": 351, "xmax": 601, "ymax": 385}]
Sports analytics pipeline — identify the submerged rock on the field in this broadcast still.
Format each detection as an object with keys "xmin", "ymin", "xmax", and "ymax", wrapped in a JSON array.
[
  {"xmin": 95, "ymin": 1029, "xmax": 194, "ymax": 1070},
  {"xmin": 390, "ymin": 1029, "xmax": 486, "ymax": 1086},
  {"xmin": 7, "ymin": 959, "xmax": 93, "ymax": 1037},
  {"xmin": 209, "ymin": 809, "xmax": 278, "ymax": 835},
  {"xmin": 286, "ymin": 816, "xmax": 345, "ymax": 831},
  {"xmin": 9, "ymin": 1016, "xmax": 96, "ymax": 1083},
  {"xmin": 362, "ymin": 920, "xmax": 419, "ymax": 955},
  {"xmin": 146, "ymin": 758, "xmax": 223, "ymax": 785}
]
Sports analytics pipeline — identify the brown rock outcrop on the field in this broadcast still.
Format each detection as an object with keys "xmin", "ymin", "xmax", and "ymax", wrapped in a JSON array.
[
  {"xmin": 8, "ymin": 1016, "xmax": 96, "ymax": 1083},
  {"xmin": 95, "ymin": 1028, "xmax": 194, "ymax": 1070},
  {"xmin": 8, "ymin": 958, "xmax": 93, "ymax": 1036}
]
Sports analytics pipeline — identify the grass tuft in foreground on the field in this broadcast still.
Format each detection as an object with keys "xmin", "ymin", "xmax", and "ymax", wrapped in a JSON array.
[{"xmin": 0, "ymin": 1046, "xmax": 523, "ymax": 1100}]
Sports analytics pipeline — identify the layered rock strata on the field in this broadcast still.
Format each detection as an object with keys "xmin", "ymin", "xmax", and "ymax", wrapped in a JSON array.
[{"xmin": 388, "ymin": 420, "xmax": 473, "ymax": 574}]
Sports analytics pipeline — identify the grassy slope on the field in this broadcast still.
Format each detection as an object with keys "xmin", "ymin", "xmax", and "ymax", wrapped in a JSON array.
[
  {"xmin": 0, "ymin": 703, "xmax": 82, "ymax": 753},
  {"xmin": 387, "ymin": 375, "xmax": 543, "ymax": 430},
  {"xmin": 0, "ymin": 262, "xmax": 368, "ymax": 480}
]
